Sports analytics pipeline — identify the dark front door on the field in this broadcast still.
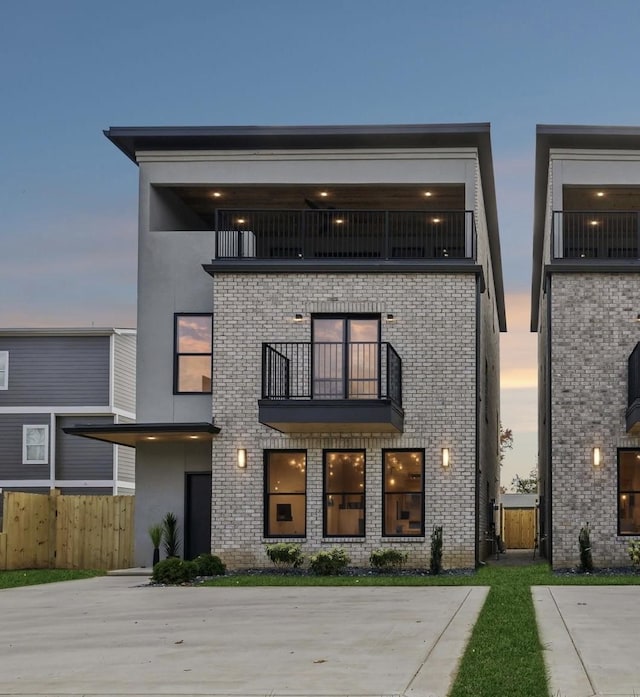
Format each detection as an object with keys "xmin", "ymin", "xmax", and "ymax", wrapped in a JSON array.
[{"xmin": 185, "ymin": 472, "xmax": 212, "ymax": 560}]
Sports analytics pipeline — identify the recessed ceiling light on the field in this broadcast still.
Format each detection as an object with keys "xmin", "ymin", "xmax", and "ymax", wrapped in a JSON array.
[
  {"xmin": 432, "ymin": 217, "xmax": 441, "ymax": 223},
  {"xmin": 596, "ymin": 191, "xmax": 604, "ymax": 197},
  {"xmin": 424, "ymin": 191, "xmax": 432, "ymax": 197},
  {"xmin": 212, "ymin": 191, "xmax": 222, "ymax": 198},
  {"xmin": 319, "ymin": 191, "xmax": 329, "ymax": 197},
  {"xmin": 590, "ymin": 220, "xmax": 598, "ymax": 226},
  {"xmin": 334, "ymin": 218, "xmax": 344, "ymax": 224},
  {"xmin": 189, "ymin": 435, "xmax": 198, "ymax": 439},
  {"xmin": 237, "ymin": 218, "xmax": 246, "ymax": 224},
  {"xmin": 147, "ymin": 436, "xmax": 157, "ymax": 440}
]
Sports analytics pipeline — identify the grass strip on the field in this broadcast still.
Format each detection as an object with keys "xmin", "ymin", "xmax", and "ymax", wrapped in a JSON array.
[{"xmin": 0, "ymin": 569, "xmax": 105, "ymax": 589}]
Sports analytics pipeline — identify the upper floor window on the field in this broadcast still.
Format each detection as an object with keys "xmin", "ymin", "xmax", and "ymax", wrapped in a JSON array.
[
  {"xmin": 312, "ymin": 315, "xmax": 380, "ymax": 399},
  {"xmin": 619, "ymin": 449, "xmax": 640, "ymax": 535},
  {"xmin": 23, "ymin": 424, "xmax": 49, "ymax": 464},
  {"xmin": 174, "ymin": 314, "xmax": 212, "ymax": 393},
  {"xmin": 264, "ymin": 450, "xmax": 306, "ymax": 538},
  {"xmin": 0, "ymin": 351, "xmax": 7, "ymax": 390},
  {"xmin": 383, "ymin": 450, "xmax": 424, "ymax": 536}
]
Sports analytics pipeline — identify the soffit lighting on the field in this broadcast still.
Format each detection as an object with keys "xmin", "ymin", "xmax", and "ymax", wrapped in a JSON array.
[
  {"xmin": 334, "ymin": 218, "xmax": 344, "ymax": 224},
  {"xmin": 590, "ymin": 220, "xmax": 599, "ymax": 226},
  {"xmin": 237, "ymin": 218, "xmax": 246, "ymax": 224},
  {"xmin": 432, "ymin": 217, "xmax": 442, "ymax": 224},
  {"xmin": 596, "ymin": 191, "xmax": 605, "ymax": 197},
  {"xmin": 146, "ymin": 436, "xmax": 157, "ymax": 440},
  {"xmin": 319, "ymin": 191, "xmax": 329, "ymax": 197},
  {"xmin": 212, "ymin": 191, "xmax": 222, "ymax": 198},
  {"xmin": 424, "ymin": 191, "xmax": 432, "ymax": 197}
]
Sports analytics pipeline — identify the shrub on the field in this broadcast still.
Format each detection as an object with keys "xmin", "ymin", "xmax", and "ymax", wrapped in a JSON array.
[
  {"xmin": 162, "ymin": 512, "xmax": 181, "ymax": 558},
  {"xmin": 192, "ymin": 553, "xmax": 226, "ymax": 576},
  {"xmin": 579, "ymin": 523, "xmax": 593, "ymax": 572},
  {"xmin": 430, "ymin": 525, "xmax": 443, "ymax": 575},
  {"xmin": 309, "ymin": 547, "xmax": 350, "ymax": 575},
  {"xmin": 265, "ymin": 543, "xmax": 304, "ymax": 569},
  {"xmin": 628, "ymin": 540, "xmax": 640, "ymax": 567},
  {"xmin": 369, "ymin": 548, "xmax": 408, "ymax": 571},
  {"xmin": 152, "ymin": 558, "xmax": 197, "ymax": 584}
]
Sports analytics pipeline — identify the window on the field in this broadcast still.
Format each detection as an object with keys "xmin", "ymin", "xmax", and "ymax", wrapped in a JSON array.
[
  {"xmin": 312, "ymin": 315, "xmax": 380, "ymax": 399},
  {"xmin": 264, "ymin": 451, "xmax": 306, "ymax": 537},
  {"xmin": 383, "ymin": 450, "xmax": 424, "ymax": 536},
  {"xmin": 174, "ymin": 314, "xmax": 212, "ymax": 393},
  {"xmin": 23, "ymin": 425, "xmax": 49, "ymax": 465},
  {"xmin": 619, "ymin": 449, "xmax": 640, "ymax": 534},
  {"xmin": 0, "ymin": 351, "xmax": 7, "ymax": 389},
  {"xmin": 324, "ymin": 450, "xmax": 365, "ymax": 536}
]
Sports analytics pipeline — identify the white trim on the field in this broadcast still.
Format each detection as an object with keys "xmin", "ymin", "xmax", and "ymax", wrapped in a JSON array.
[
  {"xmin": 0, "ymin": 406, "xmax": 114, "ymax": 415},
  {"xmin": 109, "ymin": 333, "xmax": 115, "ymax": 409},
  {"xmin": 0, "ymin": 479, "xmax": 134, "ymax": 490},
  {"xmin": 49, "ymin": 414, "xmax": 56, "ymax": 483},
  {"xmin": 54, "ymin": 480, "xmax": 115, "ymax": 488},
  {"xmin": 112, "ymin": 408, "xmax": 136, "ymax": 420},
  {"xmin": 22, "ymin": 424, "xmax": 49, "ymax": 465},
  {"xmin": 116, "ymin": 480, "xmax": 135, "ymax": 491},
  {"xmin": 113, "ymin": 414, "xmax": 119, "ymax": 494},
  {"xmin": 0, "ymin": 480, "xmax": 52, "ymax": 488},
  {"xmin": 0, "ymin": 351, "xmax": 8, "ymax": 390},
  {"xmin": 0, "ymin": 328, "xmax": 134, "ymax": 337}
]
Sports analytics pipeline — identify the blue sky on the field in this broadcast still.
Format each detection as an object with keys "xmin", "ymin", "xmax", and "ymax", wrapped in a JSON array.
[{"xmin": 3, "ymin": 0, "xmax": 640, "ymax": 485}]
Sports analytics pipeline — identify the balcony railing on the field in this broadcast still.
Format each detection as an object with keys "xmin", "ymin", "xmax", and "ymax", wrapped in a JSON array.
[
  {"xmin": 628, "ymin": 343, "xmax": 640, "ymax": 408},
  {"xmin": 262, "ymin": 342, "xmax": 402, "ymax": 406},
  {"xmin": 553, "ymin": 211, "xmax": 640, "ymax": 260},
  {"xmin": 214, "ymin": 209, "xmax": 475, "ymax": 261}
]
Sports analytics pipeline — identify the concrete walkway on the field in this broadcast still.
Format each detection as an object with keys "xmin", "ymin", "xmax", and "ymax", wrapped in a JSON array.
[
  {"xmin": 533, "ymin": 585, "xmax": 640, "ymax": 697},
  {"xmin": 0, "ymin": 576, "xmax": 488, "ymax": 697}
]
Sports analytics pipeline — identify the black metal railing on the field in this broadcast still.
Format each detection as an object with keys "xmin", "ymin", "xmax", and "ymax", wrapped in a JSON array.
[
  {"xmin": 553, "ymin": 211, "xmax": 640, "ymax": 260},
  {"xmin": 628, "ymin": 342, "xmax": 640, "ymax": 407},
  {"xmin": 215, "ymin": 209, "xmax": 475, "ymax": 261},
  {"xmin": 262, "ymin": 342, "xmax": 402, "ymax": 406}
]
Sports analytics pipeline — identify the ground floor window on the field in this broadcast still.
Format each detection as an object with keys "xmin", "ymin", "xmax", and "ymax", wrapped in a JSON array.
[
  {"xmin": 324, "ymin": 450, "xmax": 365, "ymax": 536},
  {"xmin": 619, "ymin": 449, "xmax": 640, "ymax": 534},
  {"xmin": 264, "ymin": 451, "xmax": 306, "ymax": 537},
  {"xmin": 383, "ymin": 450, "xmax": 424, "ymax": 536},
  {"xmin": 23, "ymin": 424, "xmax": 49, "ymax": 464}
]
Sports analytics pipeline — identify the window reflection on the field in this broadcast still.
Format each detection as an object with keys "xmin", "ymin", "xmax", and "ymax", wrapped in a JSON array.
[{"xmin": 175, "ymin": 314, "xmax": 212, "ymax": 393}]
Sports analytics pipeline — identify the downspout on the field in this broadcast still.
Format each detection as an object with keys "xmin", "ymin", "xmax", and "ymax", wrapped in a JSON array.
[
  {"xmin": 546, "ymin": 275, "xmax": 553, "ymax": 566},
  {"xmin": 474, "ymin": 273, "xmax": 481, "ymax": 568}
]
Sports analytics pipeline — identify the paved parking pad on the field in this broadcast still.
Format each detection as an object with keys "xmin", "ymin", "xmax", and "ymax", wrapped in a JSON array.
[
  {"xmin": 533, "ymin": 585, "xmax": 640, "ymax": 697},
  {"xmin": 0, "ymin": 576, "xmax": 487, "ymax": 697}
]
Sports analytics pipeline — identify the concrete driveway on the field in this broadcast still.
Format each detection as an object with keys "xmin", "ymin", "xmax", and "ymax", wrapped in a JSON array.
[
  {"xmin": 0, "ymin": 576, "xmax": 487, "ymax": 697},
  {"xmin": 533, "ymin": 585, "xmax": 640, "ymax": 697}
]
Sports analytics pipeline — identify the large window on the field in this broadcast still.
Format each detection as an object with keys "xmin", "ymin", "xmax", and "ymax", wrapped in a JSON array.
[
  {"xmin": 324, "ymin": 450, "xmax": 365, "ymax": 537},
  {"xmin": 174, "ymin": 314, "xmax": 212, "ymax": 393},
  {"xmin": 312, "ymin": 316, "xmax": 379, "ymax": 399},
  {"xmin": 383, "ymin": 450, "xmax": 424, "ymax": 536},
  {"xmin": 0, "ymin": 351, "xmax": 7, "ymax": 390},
  {"xmin": 23, "ymin": 425, "xmax": 49, "ymax": 465},
  {"xmin": 619, "ymin": 449, "xmax": 640, "ymax": 534},
  {"xmin": 264, "ymin": 451, "xmax": 306, "ymax": 537}
]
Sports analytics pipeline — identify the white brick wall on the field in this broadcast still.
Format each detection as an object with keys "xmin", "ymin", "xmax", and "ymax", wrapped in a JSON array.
[{"xmin": 210, "ymin": 272, "xmax": 495, "ymax": 569}]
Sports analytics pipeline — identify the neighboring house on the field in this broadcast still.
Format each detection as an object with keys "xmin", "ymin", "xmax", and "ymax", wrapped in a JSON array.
[
  {"xmin": 532, "ymin": 125, "xmax": 640, "ymax": 567},
  {"xmin": 92, "ymin": 123, "xmax": 505, "ymax": 569},
  {"xmin": 0, "ymin": 328, "xmax": 136, "ymax": 519}
]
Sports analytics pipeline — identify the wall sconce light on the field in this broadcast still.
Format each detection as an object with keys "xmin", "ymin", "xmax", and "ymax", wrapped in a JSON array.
[
  {"xmin": 294, "ymin": 313, "xmax": 304, "ymax": 322},
  {"xmin": 592, "ymin": 447, "xmax": 601, "ymax": 466},
  {"xmin": 386, "ymin": 313, "xmax": 395, "ymax": 322},
  {"xmin": 237, "ymin": 448, "xmax": 247, "ymax": 469},
  {"xmin": 441, "ymin": 447, "xmax": 450, "ymax": 468}
]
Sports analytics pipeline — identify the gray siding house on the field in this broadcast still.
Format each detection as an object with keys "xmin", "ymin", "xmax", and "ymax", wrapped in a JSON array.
[
  {"xmin": 96, "ymin": 124, "xmax": 505, "ymax": 569},
  {"xmin": 0, "ymin": 328, "xmax": 136, "ymax": 514},
  {"xmin": 532, "ymin": 125, "xmax": 640, "ymax": 567}
]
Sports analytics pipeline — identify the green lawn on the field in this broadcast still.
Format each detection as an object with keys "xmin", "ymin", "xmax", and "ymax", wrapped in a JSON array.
[
  {"xmin": 203, "ymin": 563, "xmax": 640, "ymax": 697},
  {"xmin": 0, "ymin": 569, "xmax": 105, "ymax": 589}
]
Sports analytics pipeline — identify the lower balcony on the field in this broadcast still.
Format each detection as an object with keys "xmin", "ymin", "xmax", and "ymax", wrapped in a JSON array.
[{"xmin": 258, "ymin": 342, "xmax": 404, "ymax": 433}]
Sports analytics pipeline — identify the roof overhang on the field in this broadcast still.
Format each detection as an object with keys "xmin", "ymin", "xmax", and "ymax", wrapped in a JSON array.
[
  {"xmin": 531, "ymin": 125, "xmax": 640, "ymax": 330},
  {"xmin": 62, "ymin": 422, "xmax": 220, "ymax": 447},
  {"xmin": 104, "ymin": 122, "xmax": 505, "ymax": 331}
]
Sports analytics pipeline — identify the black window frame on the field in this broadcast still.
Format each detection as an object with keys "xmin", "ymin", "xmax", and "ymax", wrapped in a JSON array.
[
  {"xmin": 311, "ymin": 314, "xmax": 381, "ymax": 400},
  {"xmin": 323, "ymin": 448, "xmax": 366, "ymax": 538},
  {"xmin": 173, "ymin": 313, "xmax": 213, "ymax": 395},
  {"xmin": 617, "ymin": 447, "xmax": 640, "ymax": 536},
  {"xmin": 382, "ymin": 448, "xmax": 425, "ymax": 537},
  {"xmin": 264, "ymin": 449, "xmax": 307, "ymax": 539}
]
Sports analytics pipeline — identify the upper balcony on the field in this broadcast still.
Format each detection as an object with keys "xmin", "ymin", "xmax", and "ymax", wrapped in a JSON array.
[
  {"xmin": 552, "ymin": 211, "xmax": 640, "ymax": 261},
  {"xmin": 210, "ymin": 208, "xmax": 476, "ymax": 266},
  {"xmin": 258, "ymin": 341, "xmax": 403, "ymax": 433}
]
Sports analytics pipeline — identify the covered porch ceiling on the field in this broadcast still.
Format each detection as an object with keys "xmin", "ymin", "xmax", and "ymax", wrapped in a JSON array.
[
  {"xmin": 564, "ymin": 185, "xmax": 640, "ymax": 210},
  {"xmin": 62, "ymin": 422, "xmax": 221, "ymax": 448}
]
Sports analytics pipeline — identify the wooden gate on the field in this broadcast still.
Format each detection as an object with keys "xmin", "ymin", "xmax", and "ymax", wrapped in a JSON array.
[
  {"xmin": 0, "ymin": 490, "xmax": 134, "ymax": 570},
  {"xmin": 503, "ymin": 508, "xmax": 536, "ymax": 549}
]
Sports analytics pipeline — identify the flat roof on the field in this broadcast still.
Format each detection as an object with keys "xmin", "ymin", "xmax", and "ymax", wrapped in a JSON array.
[
  {"xmin": 63, "ymin": 422, "xmax": 220, "ymax": 447},
  {"xmin": 105, "ymin": 123, "xmax": 505, "ymax": 330},
  {"xmin": 531, "ymin": 124, "xmax": 640, "ymax": 330},
  {"xmin": 0, "ymin": 327, "xmax": 135, "ymax": 337}
]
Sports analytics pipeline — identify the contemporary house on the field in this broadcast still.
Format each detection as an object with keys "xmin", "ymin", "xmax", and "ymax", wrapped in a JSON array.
[
  {"xmin": 96, "ymin": 123, "xmax": 505, "ymax": 568},
  {"xmin": 532, "ymin": 125, "xmax": 640, "ymax": 567},
  {"xmin": 0, "ymin": 328, "xmax": 136, "ymax": 518}
]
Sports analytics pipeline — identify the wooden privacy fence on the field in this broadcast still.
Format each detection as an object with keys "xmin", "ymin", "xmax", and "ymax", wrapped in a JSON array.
[
  {"xmin": 0, "ymin": 490, "xmax": 134, "ymax": 571},
  {"xmin": 503, "ymin": 508, "xmax": 536, "ymax": 549}
]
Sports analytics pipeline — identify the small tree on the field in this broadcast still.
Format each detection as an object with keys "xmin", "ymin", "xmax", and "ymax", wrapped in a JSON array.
[
  {"xmin": 499, "ymin": 425, "xmax": 513, "ymax": 466},
  {"xmin": 430, "ymin": 526, "xmax": 443, "ymax": 575},
  {"xmin": 511, "ymin": 467, "xmax": 538, "ymax": 494},
  {"xmin": 162, "ymin": 512, "xmax": 181, "ymax": 558},
  {"xmin": 579, "ymin": 523, "xmax": 593, "ymax": 572}
]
